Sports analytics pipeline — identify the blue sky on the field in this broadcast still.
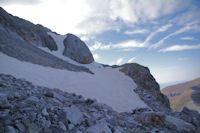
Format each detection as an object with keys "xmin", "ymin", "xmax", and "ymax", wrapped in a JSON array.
[{"xmin": 1, "ymin": 0, "xmax": 200, "ymax": 88}]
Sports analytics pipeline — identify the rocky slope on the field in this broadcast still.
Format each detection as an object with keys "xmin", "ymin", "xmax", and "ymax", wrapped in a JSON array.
[
  {"xmin": 0, "ymin": 7, "xmax": 92, "ymax": 73},
  {"xmin": 0, "ymin": 6, "xmax": 200, "ymax": 133},
  {"xmin": 162, "ymin": 77, "xmax": 200, "ymax": 112},
  {"xmin": 1, "ymin": 73, "xmax": 200, "ymax": 133},
  {"xmin": 0, "ymin": 7, "xmax": 57, "ymax": 51}
]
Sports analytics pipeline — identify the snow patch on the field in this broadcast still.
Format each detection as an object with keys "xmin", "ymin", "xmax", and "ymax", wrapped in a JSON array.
[{"xmin": 0, "ymin": 53, "xmax": 148, "ymax": 112}]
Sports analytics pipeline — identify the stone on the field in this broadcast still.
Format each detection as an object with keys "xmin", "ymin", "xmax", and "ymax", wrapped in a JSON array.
[
  {"xmin": 165, "ymin": 115, "xmax": 195, "ymax": 132},
  {"xmin": 58, "ymin": 121, "xmax": 66, "ymax": 131},
  {"xmin": 44, "ymin": 91, "xmax": 54, "ymax": 98},
  {"xmin": 86, "ymin": 122, "xmax": 112, "ymax": 133},
  {"xmin": 25, "ymin": 96, "xmax": 39, "ymax": 105},
  {"xmin": 61, "ymin": 106, "xmax": 83, "ymax": 125},
  {"xmin": 0, "ymin": 7, "xmax": 57, "ymax": 51},
  {"xmin": 68, "ymin": 124, "xmax": 74, "ymax": 130},
  {"xmin": 63, "ymin": 33, "xmax": 94, "ymax": 64},
  {"xmin": 179, "ymin": 107, "xmax": 200, "ymax": 127},
  {"xmin": 5, "ymin": 126, "xmax": 17, "ymax": 133},
  {"xmin": 49, "ymin": 127, "xmax": 66, "ymax": 133},
  {"xmin": 135, "ymin": 112, "xmax": 165, "ymax": 126},
  {"xmin": 0, "ymin": 97, "xmax": 12, "ymax": 109},
  {"xmin": 15, "ymin": 123, "xmax": 26, "ymax": 133},
  {"xmin": 42, "ymin": 108, "xmax": 49, "ymax": 116},
  {"xmin": 26, "ymin": 123, "xmax": 41, "ymax": 133}
]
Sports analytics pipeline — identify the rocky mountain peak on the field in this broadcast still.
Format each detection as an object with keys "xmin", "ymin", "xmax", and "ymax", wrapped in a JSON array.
[{"xmin": 119, "ymin": 63, "xmax": 170, "ymax": 108}]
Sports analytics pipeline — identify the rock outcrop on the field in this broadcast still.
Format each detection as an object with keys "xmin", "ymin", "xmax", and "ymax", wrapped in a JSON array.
[
  {"xmin": 0, "ymin": 7, "xmax": 93, "ymax": 74},
  {"xmin": 63, "ymin": 34, "xmax": 94, "ymax": 64},
  {"xmin": 0, "ymin": 73, "xmax": 200, "ymax": 133},
  {"xmin": 0, "ymin": 7, "xmax": 57, "ymax": 51},
  {"xmin": 118, "ymin": 63, "xmax": 170, "ymax": 108}
]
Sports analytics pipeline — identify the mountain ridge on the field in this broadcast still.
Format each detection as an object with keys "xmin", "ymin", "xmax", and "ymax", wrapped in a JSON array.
[{"xmin": 0, "ymin": 6, "xmax": 200, "ymax": 132}]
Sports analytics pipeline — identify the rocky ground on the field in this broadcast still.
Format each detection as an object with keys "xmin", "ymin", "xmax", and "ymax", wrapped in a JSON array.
[{"xmin": 0, "ymin": 73, "xmax": 200, "ymax": 133}]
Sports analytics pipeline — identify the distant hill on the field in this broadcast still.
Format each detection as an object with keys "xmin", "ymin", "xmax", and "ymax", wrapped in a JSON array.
[{"xmin": 162, "ymin": 77, "xmax": 200, "ymax": 112}]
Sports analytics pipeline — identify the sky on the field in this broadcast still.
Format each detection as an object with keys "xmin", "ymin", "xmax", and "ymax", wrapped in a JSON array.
[{"xmin": 1, "ymin": 0, "xmax": 200, "ymax": 88}]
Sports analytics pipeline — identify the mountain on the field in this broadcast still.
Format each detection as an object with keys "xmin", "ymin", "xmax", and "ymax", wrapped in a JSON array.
[
  {"xmin": 162, "ymin": 77, "xmax": 200, "ymax": 112},
  {"xmin": 0, "ymin": 7, "xmax": 200, "ymax": 132}
]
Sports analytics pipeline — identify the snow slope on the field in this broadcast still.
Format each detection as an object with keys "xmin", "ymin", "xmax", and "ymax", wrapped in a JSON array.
[{"xmin": 0, "ymin": 52, "xmax": 148, "ymax": 112}]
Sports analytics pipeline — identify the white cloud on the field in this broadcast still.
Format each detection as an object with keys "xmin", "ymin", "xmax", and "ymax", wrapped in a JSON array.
[
  {"xmin": 1, "ymin": 0, "xmax": 189, "ymax": 35},
  {"xmin": 124, "ymin": 29, "xmax": 149, "ymax": 35},
  {"xmin": 89, "ymin": 41, "xmax": 111, "ymax": 51},
  {"xmin": 144, "ymin": 24, "xmax": 172, "ymax": 45},
  {"xmin": 159, "ymin": 44, "xmax": 200, "ymax": 52},
  {"xmin": 2, "ymin": 0, "xmax": 91, "ymax": 35},
  {"xmin": 116, "ymin": 58, "xmax": 124, "ymax": 65},
  {"xmin": 0, "ymin": 0, "xmax": 41, "ymax": 5},
  {"xmin": 89, "ymin": 40, "xmax": 145, "ymax": 51},
  {"xmin": 77, "ymin": 0, "xmax": 187, "ymax": 34},
  {"xmin": 80, "ymin": 36, "xmax": 89, "ymax": 42},
  {"xmin": 127, "ymin": 56, "xmax": 137, "ymax": 63},
  {"xmin": 150, "ymin": 22, "xmax": 200, "ymax": 49},
  {"xmin": 180, "ymin": 36, "xmax": 195, "ymax": 41},
  {"xmin": 170, "ymin": 8, "xmax": 200, "ymax": 26},
  {"xmin": 93, "ymin": 54, "xmax": 99, "ymax": 60},
  {"xmin": 114, "ymin": 40, "xmax": 145, "ymax": 48}
]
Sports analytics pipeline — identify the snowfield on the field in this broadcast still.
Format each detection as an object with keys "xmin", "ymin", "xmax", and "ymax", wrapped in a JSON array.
[
  {"xmin": 0, "ymin": 32, "xmax": 148, "ymax": 112},
  {"xmin": 0, "ymin": 53, "xmax": 148, "ymax": 112}
]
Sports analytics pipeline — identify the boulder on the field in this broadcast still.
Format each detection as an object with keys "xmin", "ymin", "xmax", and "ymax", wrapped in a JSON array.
[{"xmin": 63, "ymin": 34, "xmax": 94, "ymax": 64}]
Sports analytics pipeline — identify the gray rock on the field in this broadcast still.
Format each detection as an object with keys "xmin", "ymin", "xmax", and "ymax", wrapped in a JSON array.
[
  {"xmin": 61, "ymin": 106, "xmax": 83, "ymax": 125},
  {"xmin": 63, "ymin": 33, "xmax": 94, "ymax": 64},
  {"xmin": 58, "ymin": 121, "xmax": 66, "ymax": 131},
  {"xmin": 0, "ymin": 7, "xmax": 57, "ymax": 51},
  {"xmin": 49, "ymin": 126, "xmax": 66, "ymax": 133},
  {"xmin": 0, "ymin": 97, "xmax": 12, "ymax": 109},
  {"xmin": 5, "ymin": 126, "xmax": 17, "ymax": 133},
  {"xmin": 179, "ymin": 107, "xmax": 200, "ymax": 127},
  {"xmin": 44, "ymin": 91, "xmax": 54, "ymax": 98},
  {"xmin": 118, "ymin": 63, "xmax": 170, "ymax": 108},
  {"xmin": 42, "ymin": 108, "xmax": 49, "ymax": 116},
  {"xmin": 166, "ymin": 115, "xmax": 195, "ymax": 132},
  {"xmin": 68, "ymin": 124, "xmax": 74, "ymax": 130},
  {"xmin": 135, "ymin": 112, "xmax": 165, "ymax": 126},
  {"xmin": 1, "ymin": 73, "xmax": 200, "ymax": 133},
  {"xmin": 86, "ymin": 122, "xmax": 112, "ymax": 133},
  {"xmin": 15, "ymin": 123, "xmax": 26, "ymax": 133},
  {"xmin": 25, "ymin": 96, "xmax": 39, "ymax": 105},
  {"xmin": 26, "ymin": 123, "xmax": 41, "ymax": 133}
]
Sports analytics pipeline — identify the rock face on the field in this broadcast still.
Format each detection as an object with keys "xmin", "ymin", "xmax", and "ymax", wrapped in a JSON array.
[
  {"xmin": 0, "ymin": 73, "xmax": 200, "ymax": 133},
  {"xmin": 0, "ymin": 7, "xmax": 57, "ymax": 51},
  {"xmin": 63, "ymin": 34, "xmax": 94, "ymax": 64},
  {"xmin": 118, "ymin": 63, "xmax": 170, "ymax": 108},
  {"xmin": 0, "ymin": 7, "xmax": 93, "ymax": 74}
]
